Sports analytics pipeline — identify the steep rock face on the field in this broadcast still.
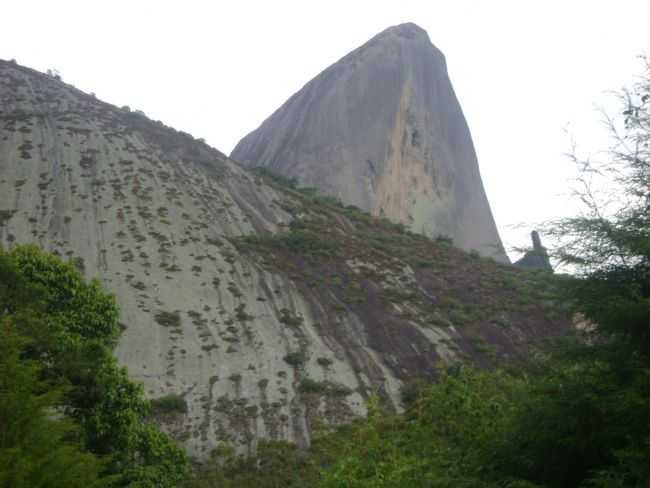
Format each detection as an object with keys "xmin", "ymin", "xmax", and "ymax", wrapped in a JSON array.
[
  {"xmin": 0, "ymin": 60, "xmax": 564, "ymax": 459},
  {"xmin": 232, "ymin": 23, "xmax": 507, "ymax": 262}
]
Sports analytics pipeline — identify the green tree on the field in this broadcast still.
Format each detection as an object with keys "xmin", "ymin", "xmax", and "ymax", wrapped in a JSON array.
[
  {"xmin": 525, "ymin": 56, "xmax": 650, "ymax": 487},
  {"xmin": 9, "ymin": 245, "xmax": 119, "ymax": 349},
  {"xmin": 0, "ymin": 319, "xmax": 111, "ymax": 488},
  {"xmin": 545, "ymin": 57, "xmax": 650, "ymax": 351},
  {"xmin": 492, "ymin": 342, "xmax": 650, "ymax": 487},
  {"xmin": 317, "ymin": 370, "xmax": 527, "ymax": 488},
  {"xmin": 1, "ymin": 246, "xmax": 187, "ymax": 487}
]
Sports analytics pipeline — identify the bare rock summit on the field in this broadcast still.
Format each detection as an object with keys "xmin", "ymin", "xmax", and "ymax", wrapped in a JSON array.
[{"xmin": 232, "ymin": 23, "xmax": 508, "ymax": 262}]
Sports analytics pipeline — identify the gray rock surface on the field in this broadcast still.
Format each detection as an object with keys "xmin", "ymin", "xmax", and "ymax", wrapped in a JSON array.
[
  {"xmin": 232, "ymin": 23, "xmax": 508, "ymax": 262},
  {"xmin": 514, "ymin": 231, "xmax": 552, "ymax": 271},
  {"xmin": 0, "ymin": 59, "xmax": 563, "ymax": 459}
]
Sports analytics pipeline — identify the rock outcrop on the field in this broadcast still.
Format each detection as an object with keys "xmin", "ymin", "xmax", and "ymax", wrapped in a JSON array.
[
  {"xmin": 0, "ymin": 59, "xmax": 565, "ymax": 458},
  {"xmin": 514, "ymin": 231, "xmax": 553, "ymax": 271},
  {"xmin": 232, "ymin": 23, "xmax": 507, "ymax": 262}
]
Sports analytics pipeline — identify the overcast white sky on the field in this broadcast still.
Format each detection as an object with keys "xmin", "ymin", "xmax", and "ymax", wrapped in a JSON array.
[{"xmin": 2, "ymin": 1, "xmax": 649, "ymax": 260}]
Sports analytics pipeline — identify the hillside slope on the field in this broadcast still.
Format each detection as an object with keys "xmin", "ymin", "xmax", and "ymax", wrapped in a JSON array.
[{"xmin": 0, "ymin": 59, "xmax": 566, "ymax": 458}]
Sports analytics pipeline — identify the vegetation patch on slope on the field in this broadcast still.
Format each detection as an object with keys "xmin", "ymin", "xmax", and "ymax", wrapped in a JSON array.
[{"xmin": 236, "ymin": 169, "xmax": 570, "ymax": 372}]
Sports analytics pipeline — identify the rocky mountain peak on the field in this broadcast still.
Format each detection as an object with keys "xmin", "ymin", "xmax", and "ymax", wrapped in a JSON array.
[
  {"xmin": 372, "ymin": 22, "xmax": 432, "ymax": 43},
  {"xmin": 232, "ymin": 25, "xmax": 507, "ymax": 263}
]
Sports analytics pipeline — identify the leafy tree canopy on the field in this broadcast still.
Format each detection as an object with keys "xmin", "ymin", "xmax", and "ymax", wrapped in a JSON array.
[{"xmin": 0, "ymin": 245, "xmax": 187, "ymax": 488}]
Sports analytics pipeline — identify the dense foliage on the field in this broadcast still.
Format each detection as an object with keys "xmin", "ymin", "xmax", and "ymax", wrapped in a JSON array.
[
  {"xmin": 0, "ymin": 320, "xmax": 111, "ymax": 488},
  {"xmin": 0, "ymin": 246, "xmax": 187, "ymax": 487}
]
